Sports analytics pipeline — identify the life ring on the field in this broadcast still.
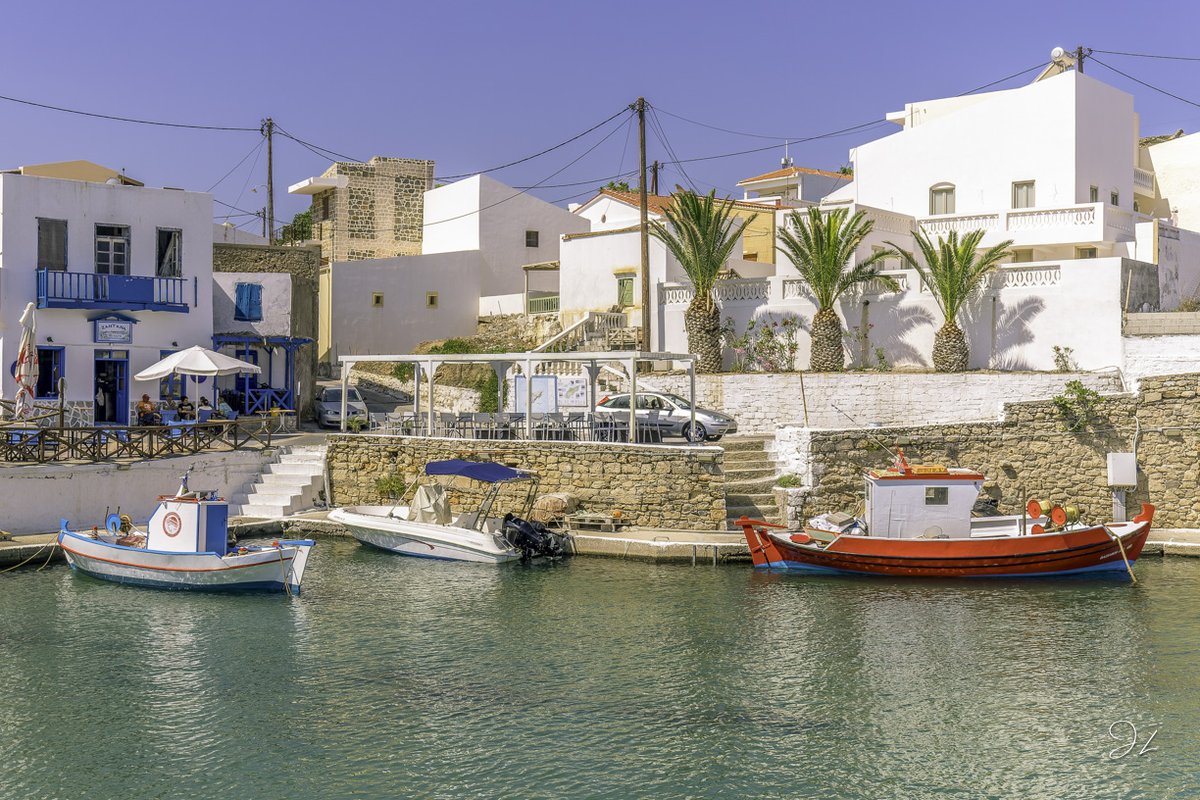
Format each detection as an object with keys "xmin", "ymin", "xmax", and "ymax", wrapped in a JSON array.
[{"xmin": 162, "ymin": 512, "xmax": 183, "ymax": 537}]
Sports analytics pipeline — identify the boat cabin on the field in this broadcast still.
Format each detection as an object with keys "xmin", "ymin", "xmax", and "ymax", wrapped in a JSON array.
[
  {"xmin": 146, "ymin": 483, "xmax": 229, "ymax": 554},
  {"xmin": 864, "ymin": 454, "xmax": 983, "ymax": 539}
]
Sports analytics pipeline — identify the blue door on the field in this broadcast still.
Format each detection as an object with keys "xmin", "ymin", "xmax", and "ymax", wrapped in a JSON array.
[{"xmin": 93, "ymin": 351, "xmax": 129, "ymax": 425}]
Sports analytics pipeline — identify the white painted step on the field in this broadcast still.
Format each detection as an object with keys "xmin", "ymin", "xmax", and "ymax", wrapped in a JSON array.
[
  {"xmin": 236, "ymin": 503, "xmax": 290, "ymax": 518},
  {"xmin": 265, "ymin": 462, "xmax": 325, "ymax": 476}
]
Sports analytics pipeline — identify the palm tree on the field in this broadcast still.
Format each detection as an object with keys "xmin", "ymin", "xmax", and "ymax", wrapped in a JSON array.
[
  {"xmin": 776, "ymin": 206, "xmax": 895, "ymax": 372},
  {"xmin": 889, "ymin": 229, "xmax": 1013, "ymax": 372},
  {"xmin": 650, "ymin": 191, "xmax": 755, "ymax": 373}
]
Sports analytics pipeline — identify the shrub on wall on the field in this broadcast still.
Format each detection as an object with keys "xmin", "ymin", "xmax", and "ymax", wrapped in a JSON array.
[{"xmin": 721, "ymin": 314, "xmax": 805, "ymax": 373}]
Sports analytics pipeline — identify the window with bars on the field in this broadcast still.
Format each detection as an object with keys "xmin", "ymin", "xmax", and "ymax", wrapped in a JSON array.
[{"xmin": 525, "ymin": 230, "xmax": 540, "ymax": 247}]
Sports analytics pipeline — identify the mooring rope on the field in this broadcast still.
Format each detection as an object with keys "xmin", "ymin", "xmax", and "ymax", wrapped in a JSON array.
[{"xmin": 0, "ymin": 539, "xmax": 56, "ymax": 574}]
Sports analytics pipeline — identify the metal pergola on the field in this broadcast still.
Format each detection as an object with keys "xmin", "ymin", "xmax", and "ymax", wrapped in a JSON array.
[{"xmin": 336, "ymin": 351, "xmax": 698, "ymax": 441}]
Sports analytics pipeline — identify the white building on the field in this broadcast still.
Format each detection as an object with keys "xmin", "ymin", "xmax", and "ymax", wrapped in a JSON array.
[
  {"xmin": 0, "ymin": 162, "xmax": 213, "ymax": 424},
  {"xmin": 311, "ymin": 174, "xmax": 588, "ymax": 362},
  {"xmin": 653, "ymin": 65, "xmax": 1200, "ymax": 371}
]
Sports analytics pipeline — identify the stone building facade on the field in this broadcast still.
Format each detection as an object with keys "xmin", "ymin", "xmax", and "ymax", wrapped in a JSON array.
[
  {"xmin": 326, "ymin": 436, "xmax": 727, "ymax": 529},
  {"xmin": 306, "ymin": 156, "xmax": 435, "ymax": 263},
  {"xmin": 772, "ymin": 372, "xmax": 1200, "ymax": 530}
]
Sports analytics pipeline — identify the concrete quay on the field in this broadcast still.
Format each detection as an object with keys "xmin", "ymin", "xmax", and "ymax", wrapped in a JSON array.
[{"xmin": 0, "ymin": 534, "xmax": 62, "ymax": 569}]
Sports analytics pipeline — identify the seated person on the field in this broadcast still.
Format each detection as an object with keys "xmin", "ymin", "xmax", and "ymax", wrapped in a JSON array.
[
  {"xmin": 177, "ymin": 395, "xmax": 196, "ymax": 420},
  {"xmin": 136, "ymin": 394, "xmax": 161, "ymax": 426},
  {"xmin": 216, "ymin": 398, "xmax": 236, "ymax": 419}
]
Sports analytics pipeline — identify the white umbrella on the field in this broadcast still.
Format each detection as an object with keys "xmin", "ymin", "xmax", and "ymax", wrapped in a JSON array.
[
  {"xmin": 13, "ymin": 302, "xmax": 38, "ymax": 419},
  {"xmin": 134, "ymin": 345, "xmax": 261, "ymax": 381}
]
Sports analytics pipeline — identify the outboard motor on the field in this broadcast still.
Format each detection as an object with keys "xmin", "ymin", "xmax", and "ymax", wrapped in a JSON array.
[{"xmin": 502, "ymin": 513, "xmax": 568, "ymax": 563}]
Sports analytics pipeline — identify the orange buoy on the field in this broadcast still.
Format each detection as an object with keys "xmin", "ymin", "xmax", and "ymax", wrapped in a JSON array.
[
  {"xmin": 1031, "ymin": 524, "xmax": 1045, "ymax": 535},
  {"xmin": 1026, "ymin": 498, "xmax": 1043, "ymax": 519},
  {"xmin": 1050, "ymin": 505, "xmax": 1068, "ymax": 527}
]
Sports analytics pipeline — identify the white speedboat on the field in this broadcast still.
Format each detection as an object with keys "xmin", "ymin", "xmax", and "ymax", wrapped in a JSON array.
[
  {"xmin": 330, "ymin": 459, "xmax": 567, "ymax": 564},
  {"xmin": 57, "ymin": 472, "xmax": 315, "ymax": 594}
]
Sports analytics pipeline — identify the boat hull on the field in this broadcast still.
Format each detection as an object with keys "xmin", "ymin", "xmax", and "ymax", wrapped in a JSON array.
[
  {"xmin": 330, "ymin": 507, "xmax": 519, "ymax": 564},
  {"xmin": 740, "ymin": 510, "xmax": 1153, "ymax": 578},
  {"xmin": 57, "ymin": 530, "xmax": 315, "ymax": 593}
]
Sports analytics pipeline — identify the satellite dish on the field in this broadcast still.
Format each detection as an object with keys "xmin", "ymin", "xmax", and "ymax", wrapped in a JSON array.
[{"xmin": 1051, "ymin": 46, "xmax": 1065, "ymax": 60}]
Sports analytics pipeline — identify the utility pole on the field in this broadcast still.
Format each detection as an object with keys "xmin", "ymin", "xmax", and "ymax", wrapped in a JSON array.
[
  {"xmin": 259, "ymin": 208, "xmax": 267, "ymax": 239},
  {"xmin": 1076, "ymin": 46, "xmax": 1085, "ymax": 74},
  {"xmin": 637, "ymin": 97, "xmax": 650, "ymax": 352},
  {"xmin": 263, "ymin": 117, "xmax": 275, "ymax": 244},
  {"xmin": 651, "ymin": 160, "xmax": 659, "ymax": 195}
]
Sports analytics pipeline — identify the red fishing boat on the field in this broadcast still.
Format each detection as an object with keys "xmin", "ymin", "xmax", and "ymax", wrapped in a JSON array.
[{"xmin": 739, "ymin": 451, "xmax": 1153, "ymax": 579}]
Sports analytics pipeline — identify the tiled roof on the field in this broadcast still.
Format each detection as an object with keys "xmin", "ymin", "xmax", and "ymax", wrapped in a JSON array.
[{"xmin": 737, "ymin": 165, "xmax": 851, "ymax": 186}]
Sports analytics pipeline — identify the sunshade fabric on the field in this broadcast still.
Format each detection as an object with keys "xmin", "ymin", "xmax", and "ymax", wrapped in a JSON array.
[
  {"xmin": 424, "ymin": 459, "xmax": 531, "ymax": 483},
  {"xmin": 14, "ymin": 302, "xmax": 38, "ymax": 418},
  {"xmin": 133, "ymin": 345, "xmax": 262, "ymax": 380}
]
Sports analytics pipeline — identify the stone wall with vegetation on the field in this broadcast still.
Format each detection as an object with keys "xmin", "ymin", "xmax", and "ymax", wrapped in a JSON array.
[
  {"xmin": 774, "ymin": 372, "xmax": 1200, "ymax": 529},
  {"xmin": 650, "ymin": 371, "xmax": 1126, "ymax": 434},
  {"xmin": 327, "ymin": 435, "xmax": 726, "ymax": 528}
]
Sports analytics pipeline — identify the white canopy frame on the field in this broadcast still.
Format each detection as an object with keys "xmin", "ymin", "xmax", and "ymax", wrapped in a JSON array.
[{"xmin": 336, "ymin": 351, "xmax": 698, "ymax": 443}]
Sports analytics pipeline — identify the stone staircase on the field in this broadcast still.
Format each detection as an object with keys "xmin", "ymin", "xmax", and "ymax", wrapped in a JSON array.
[
  {"xmin": 230, "ymin": 444, "xmax": 327, "ymax": 519},
  {"xmin": 722, "ymin": 435, "xmax": 783, "ymax": 528}
]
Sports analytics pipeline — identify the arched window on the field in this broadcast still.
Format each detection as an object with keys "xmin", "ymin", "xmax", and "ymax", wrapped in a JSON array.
[{"xmin": 929, "ymin": 183, "xmax": 956, "ymax": 215}]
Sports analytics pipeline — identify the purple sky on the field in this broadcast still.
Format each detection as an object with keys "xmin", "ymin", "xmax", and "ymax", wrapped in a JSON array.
[{"xmin": 3, "ymin": 0, "xmax": 1200, "ymax": 233}]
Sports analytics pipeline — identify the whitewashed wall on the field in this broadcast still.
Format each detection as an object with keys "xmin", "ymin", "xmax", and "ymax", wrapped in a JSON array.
[
  {"xmin": 0, "ymin": 174, "xmax": 213, "ymax": 409},
  {"xmin": 660, "ymin": 257, "xmax": 1143, "ymax": 373},
  {"xmin": 213, "ymin": 272, "xmax": 292, "ymax": 337},
  {"xmin": 423, "ymin": 175, "xmax": 587, "ymax": 297},
  {"xmin": 649, "ymin": 370, "xmax": 1124, "ymax": 434},
  {"xmin": 1123, "ymin": 335, "xmax": 1200, "ymax": 386},
  {"xmin": 329, "ymin": 252, "xmax": 482, "ymax": 357},
  {"xmin": 0, "ymin": 450, "xmax": 270, "ymax": 534}
]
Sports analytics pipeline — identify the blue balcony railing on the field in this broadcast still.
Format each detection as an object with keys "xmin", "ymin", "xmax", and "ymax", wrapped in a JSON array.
[{"xmin": 37, "ymin": 268, "xmax": 190, "ymax": 313}]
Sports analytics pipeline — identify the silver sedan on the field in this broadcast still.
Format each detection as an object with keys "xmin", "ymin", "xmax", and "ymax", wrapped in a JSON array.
[{"xmin": 595, "ymin": 392, "xmax": 738, "ymax": 442}]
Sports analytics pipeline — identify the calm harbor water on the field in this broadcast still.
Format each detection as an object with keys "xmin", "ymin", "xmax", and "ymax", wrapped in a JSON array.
[{"xmin": 2, "ymin": 541, "xmax": 1198, "ymax": 799}]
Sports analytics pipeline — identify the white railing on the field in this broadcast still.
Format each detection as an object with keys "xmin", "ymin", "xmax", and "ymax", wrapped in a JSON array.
[
  {"xmin": 994, "ymin": 264, "xmax": 1062, "ymax": 289},
  {"xmin": 533, "ymin": 311, "xmax": 627, "ymax": 353},
  {"xmin": 916, "ymin": 203, "xmax": 1139, "ymax": 243},
  {"xmin": 920, "ymin": 213, "xmax": 1001, "ymax": 236},
  {"xmin": 1134, "ymin": 167, "xmax": 1155, "ymax": 193},
  {"xmin": 1007, "ymin": 205, "xmax": 1096, "ymax": 231},
  {"xmin": 660, "ymin": 279, "xmax": 771, "ymax": 306},
  {"xmin": 862, "ymin": 270, "xmax": 910, "ymax": 295}
]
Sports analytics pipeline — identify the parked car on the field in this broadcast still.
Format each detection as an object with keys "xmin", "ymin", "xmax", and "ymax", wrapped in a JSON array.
[
  {"xmin": 594, "ymin": 392, "xmax": 737, "ymax": 442},
  {"xmin": 314, "ymin": 387, "xmax": 369, "ymax": 428}
]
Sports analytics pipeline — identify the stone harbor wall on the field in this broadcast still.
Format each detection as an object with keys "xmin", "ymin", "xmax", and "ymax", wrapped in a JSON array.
[
  {"xmin": 771, "ymin": 372, "xmax": 1200, "ymax": 530},
  {"xmin": 327, "ymin": 435, "xmax": 726, "ymax": 529},
  {"xmin": 649, "ymin": 371, "xmax": 1124, "ymax": 434}
]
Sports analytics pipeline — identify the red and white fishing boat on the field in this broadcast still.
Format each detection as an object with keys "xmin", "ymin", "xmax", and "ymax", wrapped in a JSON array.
[{"xmin": 739, "ymin": 451, "xmax": 1153, "ymax": 579}]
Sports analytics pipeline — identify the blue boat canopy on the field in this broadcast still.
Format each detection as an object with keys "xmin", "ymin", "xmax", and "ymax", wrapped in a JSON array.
[{"xmin": 424, "ymin": 459, "xmax": 532, "ymax": 483}]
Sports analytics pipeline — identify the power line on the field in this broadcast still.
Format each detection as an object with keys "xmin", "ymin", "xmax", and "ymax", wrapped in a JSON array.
[
  {"xmin": 1088, "ymin": 56, "xmax": 1200, "ymax": 110},
  {"xmin": 0, "ymin": 91, "xmax": 257, "ymax": 131},
  {"xmin": 647, "ymin": 109, "xmax": 696, "ymax": 192},
  {"xmin": 435, "ymin": 106, "xmax": 632, "ymax": 181},
  {"xmin": 651, "ymin": 60, "xmax": 1048, "ymax": 167},
  {"xmin": 275, "ymin": 126, "xmax": 361, "ymax": 163},
  {"xmin": 206, "ymin": 138, "xmax": 265, "ymax": 193},
  {"xmin": 514, "ymin": 167, "xmax": 641, "ymax": 190},
  {"xmin": 1089, "ymin": 48, "xmax": 1200, "ymax": 63},
  {"xmin": 423, "ymin": 109, "xmax": 634, "ymax": 228}
]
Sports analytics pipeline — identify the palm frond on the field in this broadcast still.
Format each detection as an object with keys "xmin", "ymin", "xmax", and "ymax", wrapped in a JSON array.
[
  {"xmin": 777, "ymin": 206, "xmax": 885, "ymax": 310},
  {"xmin": 888, "ymin": 229, "xmax": 1013, "ymax": 323},
  {"xmin": 650, "ymin": 190, "xmax": 755, "ymax": 311}
]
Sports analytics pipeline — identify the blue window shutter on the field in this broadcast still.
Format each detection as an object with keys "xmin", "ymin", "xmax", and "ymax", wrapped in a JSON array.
[
  {"xmin": 234, "ymin": 283, "xmax": 251, "ymax": 320},
  {"xmin": 249, "ymin": 284, "xmax": 263, "ymax": 321}
]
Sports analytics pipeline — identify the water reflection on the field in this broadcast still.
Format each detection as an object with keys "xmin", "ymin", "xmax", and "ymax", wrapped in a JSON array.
[{"xmin": 0, "ymin": 553, "xmax": 1197, "ymax": 798}]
